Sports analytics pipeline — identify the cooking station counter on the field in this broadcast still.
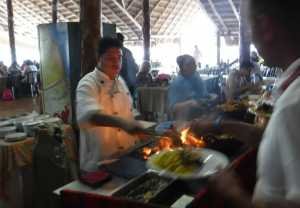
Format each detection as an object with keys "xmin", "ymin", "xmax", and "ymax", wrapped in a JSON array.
[{"xmin": 54, "ymin": 132, "xmax": 249, "ymax": 208}]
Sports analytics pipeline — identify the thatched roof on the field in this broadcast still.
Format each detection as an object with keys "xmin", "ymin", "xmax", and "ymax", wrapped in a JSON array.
[
  {"xmin": 0, "ymin": 0, "xmax": 240, "ymax": 45},
  {"xmin": 199, "ymin": 0, "xmax": 240, "ymax": 45}
]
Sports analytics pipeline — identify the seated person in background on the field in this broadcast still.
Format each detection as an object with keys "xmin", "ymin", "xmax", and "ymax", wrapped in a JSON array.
[
  {"xmin": 251, "ymin": 52, "xmax": 262, "ymax": 72},
  {"xmin": 136, "ymin": 61, "xmax": 152, "ymax": 86},
  {"xmin": 168, "ymin": 54, "xmax": 208, "ymax": 120},
  {"xmin": 157, "ymin": 73, "xmax": 171, "ymax": 86},
  {"xmin": 225, "ymin": 62, "xmax": 262, "ymax": 100},
  {"xmin": 76, "ymin": 37, "xmax": 147, "ymax": 172},
  {"xmin": 8, "ymin": 61, "xmax": 21, "ymax": 76},
  {"xmin": 22, "ymin": 60, "xmax": 38, "ymax": 80},
  {"xmin": 0, "ymin": 61, "xmax": 8, "ymax": 78}
]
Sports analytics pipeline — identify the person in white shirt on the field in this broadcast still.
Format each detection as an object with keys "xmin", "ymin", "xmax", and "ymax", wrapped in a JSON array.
[
  {"xmin": 190, "ymin": 0, "xmax": 300, "ymax": 207},
  {"xmin": 225, "ymin": 62, "xmax": 262, "ymax": 100},
  {"xmin": 76, "ymin": 37, "xmax": 147, "ymax": 172}
]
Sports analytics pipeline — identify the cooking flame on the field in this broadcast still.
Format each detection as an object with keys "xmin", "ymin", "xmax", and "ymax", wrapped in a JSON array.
[
  {"xmin": 180, "ymin": 128, "xmax": 206, "ymax": 148},
  {"xmin": 142, "ymin": 137, "xmax": 174, "ymax": 160},
  {"xmin": 141, "ymin": 128, "xmax": 206, "ymax": 160}
]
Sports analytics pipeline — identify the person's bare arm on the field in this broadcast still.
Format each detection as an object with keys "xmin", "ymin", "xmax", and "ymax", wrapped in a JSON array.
[
  {"xmin": 209, "ymin": 169, "xmax": 300, "ymax": 208},
  {"xmin": 190, "ymin": 119, "xmax": 264, "ymax": 146},
  {"xmin": 219, "ymin": 120, "xmax": 264, "ymax": 146}
]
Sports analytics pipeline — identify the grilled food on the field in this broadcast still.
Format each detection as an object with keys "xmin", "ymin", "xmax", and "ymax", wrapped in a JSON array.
[{"xmin": 152, "ymin": 149, "xmax": 203, "ymax": 176}]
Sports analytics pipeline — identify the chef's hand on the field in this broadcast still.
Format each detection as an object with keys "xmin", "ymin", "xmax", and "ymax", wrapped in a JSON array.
[
  {"xmin": 208, "ymin": 168, "xmax": 243, "ymax": 200},
  {"xmin": 189, "ymin": 118, "xmax": 215, "ymax": 136}
]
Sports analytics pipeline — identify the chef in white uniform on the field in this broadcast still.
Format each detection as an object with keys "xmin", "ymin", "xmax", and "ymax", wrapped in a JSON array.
[{"xmin": 76, "ymin": 37, "xmax": 145, "ymax": 172}]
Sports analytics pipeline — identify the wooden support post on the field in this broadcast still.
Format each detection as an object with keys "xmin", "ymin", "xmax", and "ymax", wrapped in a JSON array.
[
  {"xmin": 142, "ymin": 0, "xmax": 150, "ymax": 62},
  {"xmin": 99, "ymin": 1, "xmax": 102, "ymax": 37},
  {"xmin": 80, "ymin": 0, "xmax": 101, "ymax": 75},
  {"xmin": 6, "ymin": 0, "xmax": 16, "ymax": 64},
  {"xmin": 217, "ymin": 31, "xmax": 221, "ymax": 65},
  {"xmin": 239, "ymin": 0, "xmax": 251, "ymax": 65},
  {"xmin": 52, "ymin": 0, "xmax": 58, "ymax": 23}
]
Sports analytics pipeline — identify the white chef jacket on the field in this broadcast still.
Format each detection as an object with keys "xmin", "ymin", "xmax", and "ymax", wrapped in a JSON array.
[
  {"xmin": 253, "ymin": 58, "xmax": 300, "ymax": 204},
  {"xmin": 76, "ymin": 68, "xmax": 139, "ymax": 171}
]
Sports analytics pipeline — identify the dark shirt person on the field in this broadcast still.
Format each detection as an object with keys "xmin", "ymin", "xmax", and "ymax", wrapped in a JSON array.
[
  {"xmin": 116, "ymin": 33, "xmax": 139, "ymax": 97},
  {"xmin": 136, "ymin": 61, "xmax": 152, "ymax": 86}
]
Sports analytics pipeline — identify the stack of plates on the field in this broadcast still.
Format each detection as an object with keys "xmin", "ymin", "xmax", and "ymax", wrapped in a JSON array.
[
  {"xmin": 0, "ymin": 126, "xmax": 17, "ymax": 138},
  {"xmin": 23, "ymin": 121, "xmax": 42, "ymax": 137},
  {"xmin": 4, "ymin": 132, "xmax": 27, "ymax": 142},
  {"xmin": 0, "ymin": 120, "xmax": 14, "ymax": 128},
  {"xmin": 34, "ymin": 114, "xmax": 51, "ymax": 121},
  {"xmin": 43, "ymin": 117, "xmax": 62, "ymax": 125}
]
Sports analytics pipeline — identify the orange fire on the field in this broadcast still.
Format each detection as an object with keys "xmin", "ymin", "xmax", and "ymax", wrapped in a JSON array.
[
  {"xmin": 142, "ymin": 137, "xmax": 174, "ymax": 160},
  {"xmin": 180, "ymin": 128, "xmax": 206, "ymax": 148},
  {"xmin": 142, "ymin": 128, "xmax": 206, "ymax": 160}
]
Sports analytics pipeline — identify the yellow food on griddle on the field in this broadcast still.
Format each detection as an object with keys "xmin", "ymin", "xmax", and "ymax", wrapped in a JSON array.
[{"xmin": 152, "ymin": 149, "xmax": 201, "ymax": 176}]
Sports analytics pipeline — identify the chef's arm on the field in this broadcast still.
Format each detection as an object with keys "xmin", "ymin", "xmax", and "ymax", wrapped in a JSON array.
[
  {"xmin": 88, "ymin": 112, "xmax": 126, "ymax": 128},
  {"xmin": 81, "ymin": 111, "xmax": 146, "ymax": 134}
]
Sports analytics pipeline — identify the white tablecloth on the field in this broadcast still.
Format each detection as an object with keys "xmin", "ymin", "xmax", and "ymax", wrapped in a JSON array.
[{"xmin": 137, "ymin": 87, "xmax": 169, "ymax": 116}]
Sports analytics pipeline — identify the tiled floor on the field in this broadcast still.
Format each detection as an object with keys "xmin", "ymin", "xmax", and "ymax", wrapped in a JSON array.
[{"xmin": 0, "ymin": 97, "xmax": 41, "ymax": 118}]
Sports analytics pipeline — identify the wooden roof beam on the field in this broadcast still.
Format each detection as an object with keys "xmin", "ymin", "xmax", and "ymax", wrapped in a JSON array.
[
  {"xmin": 69, "ymin": 0, "xmax": 111, "ymax": 24},
  {"xmin": 102, "ymin": 2, "xmax": 138, "ymax": 37},
  {"xmin": 163, "ymin": 0, "xmax": 191, "ymax": 35},
  {"xmin": 126, "ymin": 0, "xmax": 136, "ymax": 10},
  {"xmin": 169, "ymin": 4, "xmax": 197, "ymax": 36},
  {"xmin": 158, "ymin": 0, "xmax": 185, "ymax": 35},
  {"xmin": 35, "ymin": 0, "xmax": 68, "ymax": 22},
  {"xmin": 152, "ymin": 0, "xmax": 172, "ymax": 33},
  {"xmin": 110, "ymin": 0, "xmax": 142, "ymax": 31},
  {"xmin": 17, "ymin": 0, "xmax": 58, "ymax": 22},
  {"xmin": 117, "ymin": 0, "xmax": 125, "ymax": 8},
  {"xmin": 134, "ymin": 0, "xmax": 161, "ymax": 19},
  {"xmin": 206, "ymin": 0, "xmax": 229, "ymax": 32},
  {"xmin": 0, "ymin": 3, "xmax": 36, "ymax": 36},
  {"xmin": 11, "ymin": 0, "xmax": 48, "ymax": 23},
  {"xmin": 227, "ymin": 0, "xmax": 240, "ymax": 22},
  {"xmin": 57, "ymin": 1, "xmax": 79, "ymax": 20}
]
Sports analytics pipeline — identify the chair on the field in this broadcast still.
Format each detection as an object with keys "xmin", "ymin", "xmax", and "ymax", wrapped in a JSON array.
[
  {"xmin": 25, "ymin": 71, "xmax": 38, "ymax": 97},
  {"xmin": 61, "ymin": 190, "xmax": 162, "ymax": 208},
  {"xmin": 9, "ymin": 73, "xmax": 21, "ymax": 99},
  {"xmin": 33, "ymin": 129, "xmax": 74, "ymax": 208}
]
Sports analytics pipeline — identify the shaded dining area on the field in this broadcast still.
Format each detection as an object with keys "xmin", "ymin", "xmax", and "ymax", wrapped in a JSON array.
[{"xmin": 1, "ymin": 0, "xmax": 300, "ymax": 208}]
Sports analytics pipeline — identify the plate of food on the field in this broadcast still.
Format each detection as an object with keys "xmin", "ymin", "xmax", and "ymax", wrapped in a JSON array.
[{"xmin": 147, "ymin": 148, "xmax": 229, "ymax": 180}]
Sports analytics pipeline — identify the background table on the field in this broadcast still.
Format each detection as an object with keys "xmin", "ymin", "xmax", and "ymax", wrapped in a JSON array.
[
  {"xmin": 137, "ymin": 87, "xmax": 169, "ymax": 121},
  {"xmin": 0, "ymin": 125, "xmax": 77, "ymax": 208},
  {"xmin": 0, "ymin": 77, "xmax": 7, "ymax": 96}
]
